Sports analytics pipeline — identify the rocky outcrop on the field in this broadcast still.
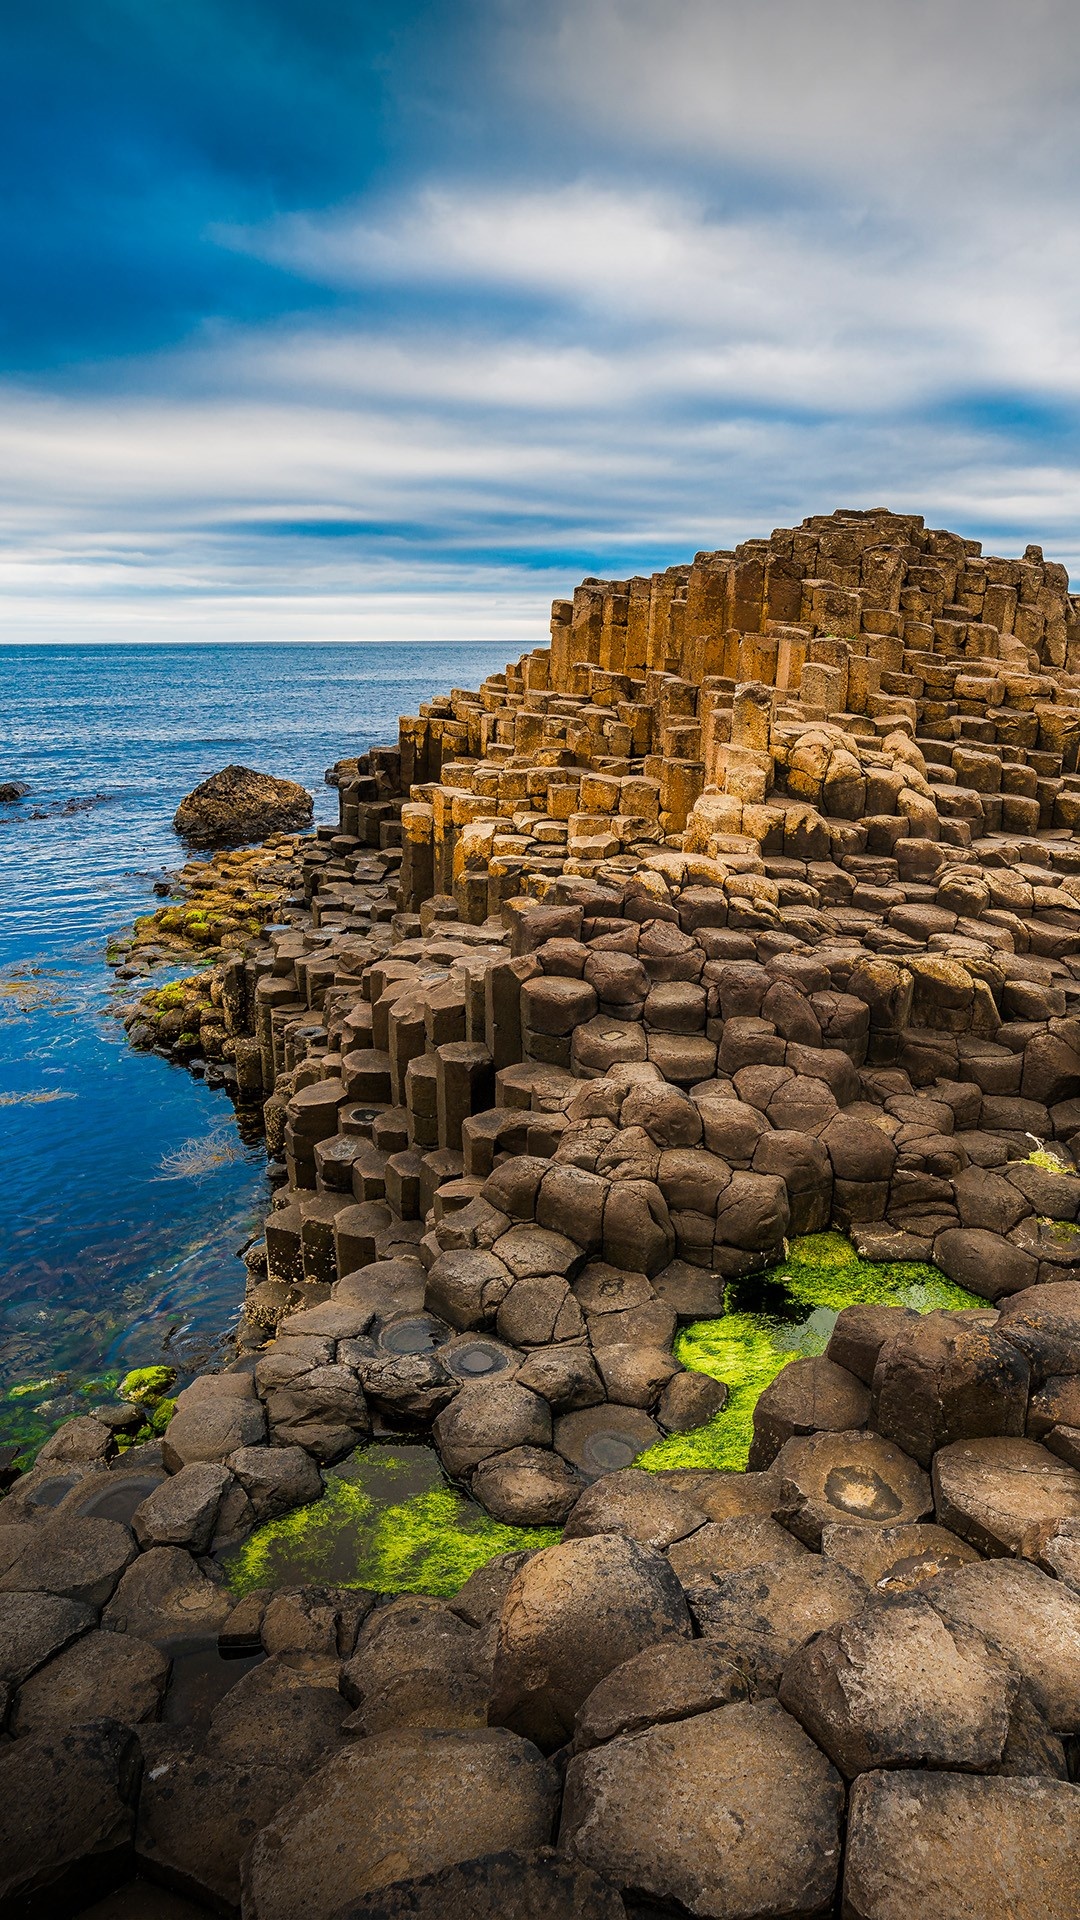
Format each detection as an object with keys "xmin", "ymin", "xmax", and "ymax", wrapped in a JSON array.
[{"xmin": 173, "ymin": 764, "xmax": 312, "ymax": 847}]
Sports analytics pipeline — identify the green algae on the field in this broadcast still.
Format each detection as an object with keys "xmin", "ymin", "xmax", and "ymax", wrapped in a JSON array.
[
  {"xmin": 221, "ymin": 1443, "xmax": 560, "ymax": 1600},
  {"xmin": 118, "ymin": 1365, "xmax": 176, "ymax": 1405},
  {"xmin": 635, "ymin": 1231, "xmax": 982, "ymax": 1475}
]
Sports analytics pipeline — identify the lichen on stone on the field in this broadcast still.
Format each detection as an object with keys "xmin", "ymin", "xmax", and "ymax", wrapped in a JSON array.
[
  {"xmin": 635, "ymin": 1232, "xmax": 981, "ymax": 1475},
  {"xmin": 118, "ymin": 1365, "xmax": 176, "ymax": 1405}
]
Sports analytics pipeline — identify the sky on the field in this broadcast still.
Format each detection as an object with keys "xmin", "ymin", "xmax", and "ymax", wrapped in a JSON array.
[{"xmin": 3, "ymin": 0, "xmax": 1080, "ymax": 644}]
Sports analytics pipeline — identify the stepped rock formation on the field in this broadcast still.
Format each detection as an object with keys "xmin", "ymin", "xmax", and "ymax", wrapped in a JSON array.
[{"xmin": 9, "ymin": 508, "xmax": 1080, "ymax": 1918}]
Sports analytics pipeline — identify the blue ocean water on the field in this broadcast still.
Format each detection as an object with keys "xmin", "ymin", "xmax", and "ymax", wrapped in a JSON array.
[{"xmin": 0, "ymin": 642, "xmax": 508, "ymax": 1454}]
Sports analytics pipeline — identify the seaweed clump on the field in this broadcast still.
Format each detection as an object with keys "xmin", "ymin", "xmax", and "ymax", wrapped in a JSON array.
[
  {"xmin": 221, "ymin": 1444, "xmax": 560, "ymax": 1600},
  {"xmin": 636, "ymin": 1232, "xmax": 982, "ymax": 1474}
]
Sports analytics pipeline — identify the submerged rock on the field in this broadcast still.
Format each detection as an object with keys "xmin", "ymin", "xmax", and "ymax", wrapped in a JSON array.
[{"xmin": 173, "ymin": 764, "xmax": 312, "ymax": 846}]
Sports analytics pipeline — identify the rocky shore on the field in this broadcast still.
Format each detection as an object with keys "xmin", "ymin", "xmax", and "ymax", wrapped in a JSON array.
[{"xmin": 4, "ymin": 507, "xmax": 1080, "ymax": 1919}]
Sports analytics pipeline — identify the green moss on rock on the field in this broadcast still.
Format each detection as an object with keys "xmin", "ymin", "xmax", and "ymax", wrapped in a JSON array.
[
  {"xmin": 118, "ymin": 1365, "xmax": 176, "ymax": 1406},
  {"xmin": 221, "ymin": 1444, "xmax": 560, "ymax": 1600},
  {"xmin": 636, "ymin": 1232, "xmax": 981, "ymax": 1475}
]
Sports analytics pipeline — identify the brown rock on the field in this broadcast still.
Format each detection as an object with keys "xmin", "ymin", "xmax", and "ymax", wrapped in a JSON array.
[
  {"xmin": 173, "ymin": 764, "xmax": 312, "ymax": 845},
  {"xmin": 772, "ymin": 1428, "xmax": 933, "ymax": 1546},
  {"xmin": 553, "ymin": 1404, "xmax": 662, "ymax": 1479},
  {"xmin": 208, "ymin": 1651, "xmax": 349, "ymax": 1771},
  {"xmin": 931, "ymin": 1434, "xmax": 1080, "ymax": 1557},
  {"xmin": 923, "ymin": 1558, "xmax": 1080, "ymax": 1732},
  {"xmin": 0, "ymin": 1591, "xmax": 96, "ymax": 1683},
  {"xmin": 572, "ymin": 1637, "xmax": 750, "ymax": 1751},
  {"xmin": 130, "ymin": 1462, "xmax": 230, "ymax": 1552},
  {"xmin": 748, "ymin": 1354, "xmax": 870, "ymax": 1468},
  {"xmin": 563, "ymin": 1468, "xmax": 707, "ymax": 1550},
  {"xmin": 693, "ymin": 1556, "xmax": 868, "ymax": 1691},
  {"xmin": 666, "ymin": 1513, "xmax": 808, "ymax": 1593},
  {"xmin": 561, "ymin": 1699, "xmax": 843, "ymax": 1919},
  {"xmin": 433, "ymin": 1382, "xmax": 552, "ymax": 1477},
  {"xmin": 0, "ymin": 1720, "xmax": 142, "ymax": 1916},
  {"xmin": 821, "ymin": 1521, "xmax": 980, "ymax": 1592},
  {"xmin": 242, "ymin": 1728, "xmax": 559, "ymax": 1920},
  {"xmin": 340, "ymin": 1596, "xmax": 489, "ymax": 1735},
  {"xmin": 490, "ymin": 1534, "xmax": 692, "ymax": 1751},
  {"xmin": 657, "ymin": 1368, "xmax": 728, "ymax": 1432},
  {"xmin": 514, "ymin": 1346, "xmax": 605, "ymax": 1413},
  {"xmin": 655, "ymin": 1467, "xmax": 785, "ymax": 1523},
  {"xmin": 996, "ymin": 1280, "xmax": 1080, "ymax": 1381},
  {"xmin": 12, "ymin": 1629, "xmax": 168, "ymax": 1734},
  {"xmin": 843, "ymin": 1770, "xmax": 1080, "ymax": 1920},
  {"xmin": 471, "ymin": 1447, "xmax": 584, "ymax": 1526},
  {"xmin": 318, "ymin": 1848, "xmax": 625, "ymax": 1920},
  {"xmin": 871, "ymin": 1311, "xmax": 1030, "ymax": 1467},
  {"xmin": 779, "ymin": 1590, "xmax": 1018, "ymax": 1776},
  {"xmin": 826, "ymin": 1303, "xmax": 918, "ymax": 1385},
  {"xmin": 102, "ymin": 1546, "xmax": 231, "ymax": 1642},
  {"xmin": 135, "ymin": 1729, "xmax": 296, "ymax": 1914},
  {"xmin": 0, "ymin": 1512, "xmax": 136, "ymax": 1609}
]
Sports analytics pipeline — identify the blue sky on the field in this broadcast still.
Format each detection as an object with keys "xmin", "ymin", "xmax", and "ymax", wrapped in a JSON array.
[{"xmin": 3, "ymin": 0, "xmax": 1080, "ymax": 642}]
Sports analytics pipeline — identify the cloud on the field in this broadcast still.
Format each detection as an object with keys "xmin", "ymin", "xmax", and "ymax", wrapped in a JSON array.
[{"xmin": 4, "ymin": 1, "xmax": 1080, "ymax": 642}]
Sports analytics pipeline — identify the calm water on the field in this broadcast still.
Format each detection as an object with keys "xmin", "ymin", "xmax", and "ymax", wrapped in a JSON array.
[{"xmin": 0, "ymin": 642, "xmax": 508, "ymax": 1455}]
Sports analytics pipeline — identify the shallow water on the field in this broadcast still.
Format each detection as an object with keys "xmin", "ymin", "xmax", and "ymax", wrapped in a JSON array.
[{"xmin": 0, "ymin": 641, "xmax": 508, "ymax": 1457}]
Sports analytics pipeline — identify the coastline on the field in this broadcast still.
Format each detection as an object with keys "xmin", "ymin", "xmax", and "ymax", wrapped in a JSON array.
[{"xmin": 5, "ymin": 510, "xmax": 1080, "ymax": 1917}]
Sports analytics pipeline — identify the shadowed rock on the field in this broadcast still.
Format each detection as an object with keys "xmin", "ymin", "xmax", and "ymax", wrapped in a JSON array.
[{"xmin": 173, "ymin": 765, "xmax": 312, "ymax": 846}]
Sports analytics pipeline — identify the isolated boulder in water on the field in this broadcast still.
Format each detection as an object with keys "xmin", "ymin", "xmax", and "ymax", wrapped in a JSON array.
[
  {"xmin": 0, "ymin": 781, "xmax": 28, "ymax": 802},
  {"xmin": 173, "ymin": 764, "xmax": 312, "ymax": 845}
]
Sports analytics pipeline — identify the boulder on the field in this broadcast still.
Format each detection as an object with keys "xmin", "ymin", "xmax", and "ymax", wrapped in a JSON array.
[
  {"xmin": 553, "ymin": 1404, "xmax": 662, "ymax": 1480},
  {"xmin": 263, "ymin": 1365, "xmax": 370, "ymax": 1461},
  {"xmin": 448, "ymin": 1552, "xmax": 536, "ymax": 1631},
  {"xmin": 693, "ymin": 1557, "xmax": 868, "ymax": 1692},
  {"xmin": 996, "ymin": 1281, "xmax": 1080, "ymax": 1381},
  {"xmin": 208, "ymin": 1651, "xmax": 349, "ymax": 1772},
  {"xmin": 0, "ymin": 1514, "xmax": 135, "ymax": 1607},
  {"xmin": 772, "ymin": 1429, "xmax": 933, "ymax": 1546},
  {"xmin": 560, "ymin": 1699, "xmax": 842, "ymax": 1919},
  {"xmin": 227, "ymin": 1443, "xmax": 323, "ymax": 1520},
  {"xmin": 563, "ymin": 1469, "xmax": 707, "ymax": 1551},
  {"xmin": 425, "ymin": 1248, "xmax": 514, "ymax": 1329},
  {"xmin": 328, "ymin": 1849, "xmax": 626, "ymax": 1920},
  {"xmin": 172, "ymin": 764, "xmax": 312, "ymax": 845},
  {"xmin": 432, "ymin": 1383, "xmax": 552, "ymax": 1477},
  {"xmin": 514, "ymin": 1346, "xmax": 605, "ymax": 1413},
  {"xmin": 779, "ymin": 1590, "xmax": 1018, "ymax": 1777},
  {"xmin": 572, "ymin": 1637, "xmax": 749, "ymax": 1751},
  {"xmin": 471, "ymin": 1447, "xmax": 584, "ymax": 1527},
  {"xmin": 655, "ymin": 1467, "xmax": 786, "ymax": 1523},
  {"xmin": 843, "ymin": 1771, "xmax": 1080, "ymax": 1920},
  {"xmin": 748, "ymin": 1354, "xmax": 870, "ymax": 1468},
  {"xmin": 490, "ymin": 1534, "xmax": 692, "ymax": 1752},
  {"xmin": 0, "ymin": 1720, "xmax": 142, "ymax": 1916},
  {"xmin": 666, "ymin": 1514, "xmax": 808, "ymax": 1592},
  {"xmin": 340, "ymin": 1597, "xmax": 489, "ymax": 1736},
  {"xmin": 656, "ymin": 1369, "xmax": 728, "ymax": 1432},
  {"xmin": 162, "ymin": 1393, "xmax": 266, "ymax": 1472},
  {"xmin": 931, "ymin": 1435, "xmax": 1080, "ymax": 1558},
  {"xmin": 130, "ymin": 1462, "xmax": 231, "ymax": 1552},
  {"xmin": 12, "ymin": 1629, "xmax": 168, "ymax": 1735},
  {"xmin": 0, "ymin": 1591, "xmax": 96, "ymax": 1684},
  {"xmin": 826, "ymin": 1303, "xmax": 918, "ymax": 1385},
  {"xmin": 923, "ymin": 1558, "xmax": 1080, "ymax": 1732},
  {"xmin": 241, "ymin": 1729, "xmax": 559, "ymax": 1920},
  {"xmin": 35, "ymin": 1416, "xmax": 116, "ymax": 1466},
  {"xmin": 933, "ymin": 1226, "xmax": 1037, "ymax": 1300},
  {"xmin": 102, "ymin": 1546, "xmax": 231, "ymax": 1642},
  {"xmin": 871, "ymin": 1312, "xmax": 1030, "ymax": 1466},
  {"xmin": 820, "ymin": 1521, "xmax": 980, "ymax": 1592},
  {"xmin": 135, "ymin": 1730, "xmax": 296, "ymax": 1915},
  {"xmin": 259, "ymin": 1586, "xmax": 372, "ymax": 1659}
]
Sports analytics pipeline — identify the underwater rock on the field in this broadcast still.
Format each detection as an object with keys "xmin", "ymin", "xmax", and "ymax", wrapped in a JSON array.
[
  {"xmin": 173, "ymin": 764, "xmax": 312, "ymax": 847},
  {"xmin": 0, "ymin": 779, "xmax": 29, "ymax": 802}
]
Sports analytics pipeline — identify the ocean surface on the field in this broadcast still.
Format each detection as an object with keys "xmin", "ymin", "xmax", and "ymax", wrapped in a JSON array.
[{"xmin": 0, "ymin": 642, "xmax": 508, "ymax": 1457}]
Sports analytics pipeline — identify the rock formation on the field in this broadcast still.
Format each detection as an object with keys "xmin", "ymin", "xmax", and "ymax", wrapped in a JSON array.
[
  {"xmin": 173, "ymin": 764, "xmax": 312, "ymax": 846},
  {"xmin": 8, "ymin": 508, "xmax": 1080, "ymax": 1917}
]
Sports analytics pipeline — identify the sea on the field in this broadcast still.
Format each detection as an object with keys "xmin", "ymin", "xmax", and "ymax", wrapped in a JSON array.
[{"xmin": 0, "ymin": 641, "xmax": 508, "ymax": 1457}]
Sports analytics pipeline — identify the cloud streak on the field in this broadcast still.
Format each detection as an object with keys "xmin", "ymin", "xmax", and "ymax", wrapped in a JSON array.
[{"xmin": 3, "ymin": 1, "xmax": 1080, "ymax": 642}]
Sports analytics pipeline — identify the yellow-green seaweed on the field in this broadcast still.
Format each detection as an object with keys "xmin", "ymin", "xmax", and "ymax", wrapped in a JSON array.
[
  {"xmin": 118, "ymin": 1365, "xmax": 176, "ymax": 1405},
  {"xmin": 221, "ymin": 1444, "xmax": 560, "ymax": 1600},
  {"xmin": 635, "ymin": 1231, "xmax": 981, "ymax": 1474}
]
